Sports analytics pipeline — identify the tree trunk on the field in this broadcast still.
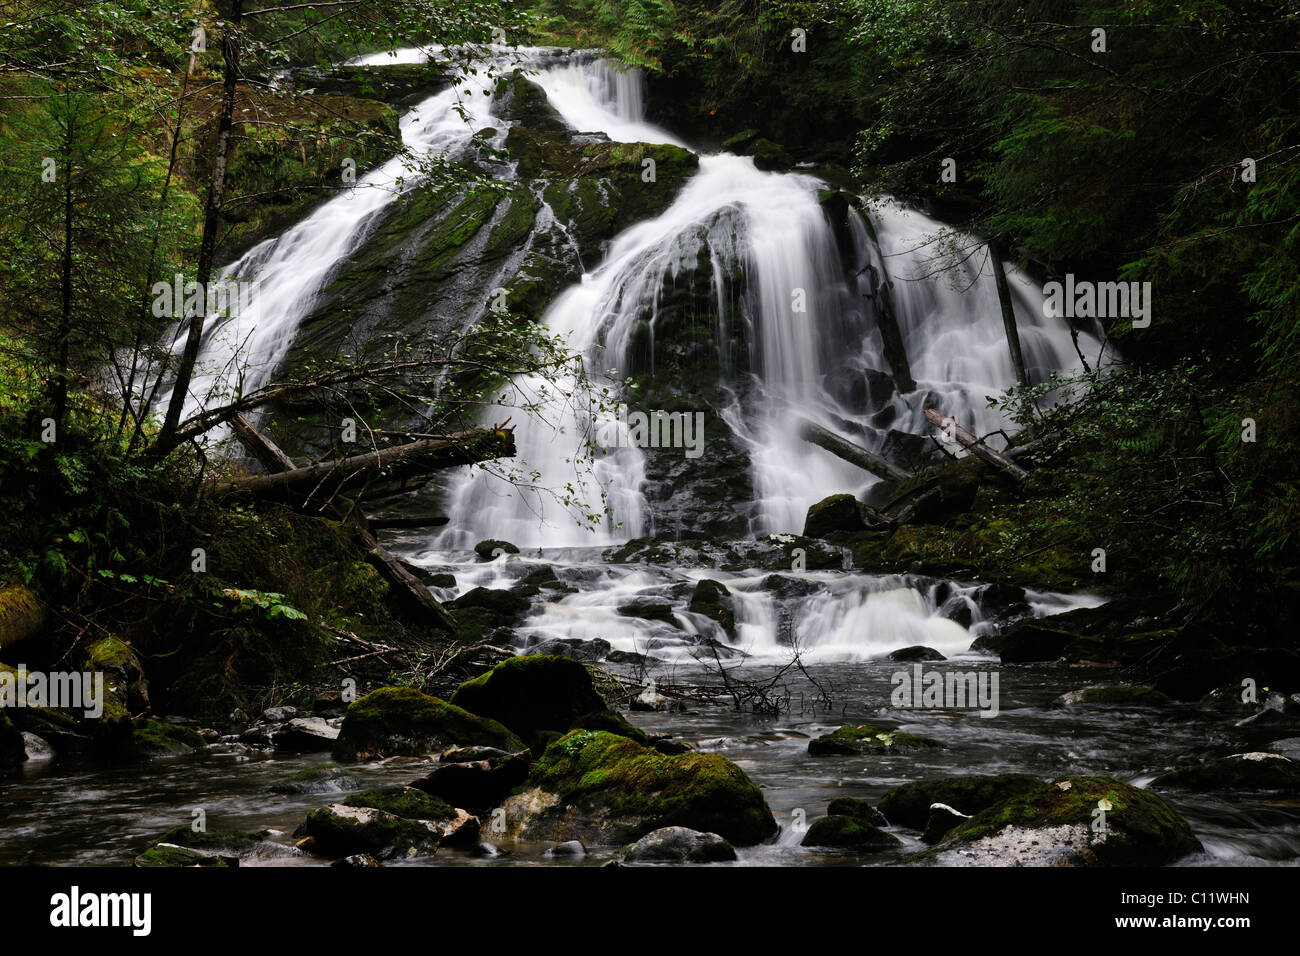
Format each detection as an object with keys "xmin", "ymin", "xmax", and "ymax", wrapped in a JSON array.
[
  {"xmin": 797, "ymin": 418, "xmax": 913, "ymax": 483},
  {"xmin": 989, "ymin": 238, "xmax": 1029, "ymax": 388},
  {"xmin": 155, "ymin": 0, "xmax": 244, "ymax": 455},
  {"xmin": 924, "ymin": 408, "xmax": 1030, "ymax": 483},
  {"xmin": 214, "ymin": 427, "xmax": 515, "ymax": 503}
]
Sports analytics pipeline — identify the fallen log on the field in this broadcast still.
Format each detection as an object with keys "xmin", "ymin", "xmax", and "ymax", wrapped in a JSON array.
[
  {"xmin": 988, "ymin": 239, "xmax": 1029, "ymax": 388},
  {"xmin": 1005, "ymin": 431, "xmax": 1062, "ymax": 461},
  {"xmin": 214, "ymin": 426, "xmax": 515, "ymax": 504},
  {"xmin": 923, "ymin": 409, "xmax": 1030, "ymax": 484},
  {"xmin": 798, "ymin": 418, "xmax": 913, "ymax": 483},
  {"xmin": 227, "ymin": 418, "xmax": 460, "ymax": 633}
]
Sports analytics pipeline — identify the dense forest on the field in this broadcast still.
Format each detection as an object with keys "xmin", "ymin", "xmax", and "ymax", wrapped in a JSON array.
[{"xmin": 0, "ymin": 0, "xmax": 1297, "ymax": 888}]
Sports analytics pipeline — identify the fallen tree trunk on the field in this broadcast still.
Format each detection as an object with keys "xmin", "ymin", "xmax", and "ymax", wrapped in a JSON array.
[
  {"xmin": 798, "ymin": 418, "xmax": 913, "ymax": 483},
  {"xmin": 228, "ymin": 419, "xmax": 461, "ymax": 633},
  {"xmin": 924, "ymin": 408, "xmax": 1030, "ymax": 484},
  {"xmin": 989, "ymin": 239, "xmax": 1029, "ymax": 388},
  {"xmin": 214, "ymin": 426, "xmax": 515, "ymax": 503},
  {"xmin": 1005, "ymin": 431, "xmax": 1062, "ymax": 461}
]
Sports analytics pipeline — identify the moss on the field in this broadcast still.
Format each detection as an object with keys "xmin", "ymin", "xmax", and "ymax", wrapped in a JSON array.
[
  {"xmin": 802, "ymin": 815, "xmax": 898, "ymax": 849},
  {"xmin": 342, "ymin": 786, "xmax": 458, "ymax": 821},
  {"xmin": 826, "ymin": 797, "xmax": 887, "ymax": 827},
  {"xmin": 450, "ymin": 655, "xmax": 606, "ymax": 746},
  {"xmin": 303, "ymin": 804, "xmax": 442, "ymax": 857},
  {"xmin": 333, "ymin": 686, "xmax": 524, "ymax": 761},
  {"xmin": 269, "ymin": 763, "xmax": 361, "ymax": 795},
  {"xmin": 155, "ymin": 825, "xmax": 262, "ymax": 853},
  {"xmin": 879, "ymin": 774, "xmax": 1043, "ymax": 828},
  {"xmin": 522, "ymin": 730, "xmax": 777, "ymax": 846},
  {"xmin": 1153, "ymin": 754, "xmax": 1300, "ymax": 793},
  {"xmin": 135, "ymin": 845, "xmax": 231, "ymax": 867},
  {"xmin": 944, "ymin": 776, "xmax": 1202, "ymax": 865},
  {"xmin": 568, "ymin": 709, "xmax": 650, "ymax": 745},
  {"xmin": 0, "ymin": 583, "xmax": 44, "ymax": 649},
  {"xmin": 128, "ymin": 719, "xmax": 205, "ymax": 758},
  {"xmin": 803, "ymin": 494, "xmax": 867, "ymax": 538},
  {"xmin": 808, "ymin": 724, "xmax": 943, "ymax": 756}
]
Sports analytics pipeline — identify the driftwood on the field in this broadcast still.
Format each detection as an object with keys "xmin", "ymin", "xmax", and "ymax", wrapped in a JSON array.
[
  {"xmin": 228, "ymin": 418, "xmax": 460, "ymax": 633},
  {"xmin": 215, "ymin": 426, "xmax": 515, "ymax": 504},
  {"xmin": 924, "ymin": 408, "xmax": 1031, "ymax": 484},
  {"xmin": 988, "ymin": 240, "xmax": 1029, "ymax": 388},
  {"xmin": 798, "ymin": 418, "xmax": 913, "ymax": 483}
]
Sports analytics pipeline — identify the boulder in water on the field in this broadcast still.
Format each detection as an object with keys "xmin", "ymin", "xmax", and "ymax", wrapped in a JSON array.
[
  {"xmin": 449, "ymin": 654, "xmax": 606, "ymax": 747},
  {"xmin": 568, "ymin": 709, "xmax": 650, "ymax": 745},
  {"xmin": 274, "ymin": 716, "xmax": 340, "ymax": 752},
  {"xmin": 808, "ymin": 724, "xmax": 943, "ymax": 755},
  {"xmin": 803, "ymin": 494, "xmax": 869, "ymax": 538},
  {"xmin": 623, "ymin": 826, "xmax": 737, "ymax": 863},
  {"xmin": 410, "ymin": 750, "xmax": 531, "ymax": 810},
  {"xmin": 332, "ymin": 687, "xmax": 524, "ymax": 761},
  {"xmin": 302, "ymin": 804, "xmax": 443, "ymax": 859},
  {"xmin": 802, "ymin": 815, "xmax": 899, "ymax": 850},
  {"xmin": 879, "ymin": 774, "xmax": 1043, "ymax": 828},
  {"xmin": 474, "ymin": 539, "xmax": 519, "ymax": 560},
  {"xmin": 688, "ymin": 579, "xmax": 736, "ymax": 637},
  {"xmin": 269, "ymin": 763, "xmax": 361, "ymax": 795},
  {"xmin": 887, "ymin": 645, "xmax": 946, "ymax": 662},
  {"xmin": 922, "ymin": 776, "xmax": 1201, "ymax": 866},
  {"xmin": 826, "ymin": 797, "xmax": 888, "ymax": 827},
  {"xmin": 1152, "ymin": 752, "xmax": 1300, "ymax": 793},
  {"xmin": 498, "ymin": 730, "xmax": 777, "ymax": 846}
]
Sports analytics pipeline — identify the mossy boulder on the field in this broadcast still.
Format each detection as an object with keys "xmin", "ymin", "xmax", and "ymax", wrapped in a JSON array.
[
  {"xmin": 616, "ymin": 600, "xmax": 679, "ymax": 625},
  {"xmin": 269, "ymin": 763, "xmax": 362, "ymax": 795},
  {"xmin": 687, "ymin": 579, "xmax": 735, "ymax": 636},
  {"xmin": 803, "ymin": 494, "xmax": 869, "ymax": 538},
  {"xmin": 474, "ymin": 539, "xmax": 519, "ymax": 560},
  {"xmin": 808, "ymin": 724, "xmax": 943, "ymax": 756},
  {"xmin": 342, "ymin": 786, "xmax": 459, "ymax": 821},
  {"xmin": 411, "ymin": 751, "xmax": 531, "ymax": 809},
  {"xmin": 135, "ymin": 844, "xmax": 233, "ymax": 867},
  {"xmin": 1152, "ymin": 753, "xmax": 1300, "ymax": 793},
  {"xmin": 1054, "ymin": 685, "xmax": 1172, "ymax": 707},
  {"xmin": 879, "ymin": 774, "xmax": 1043, "ymax": 828},
  {"xmin": 302, "ymin": 804, "xmax": 442, "ymax": 858},
  {"xmin": 333, "ymin": 687, "xmax": 524, "ymax": 761},
  {"xmin": 802, "ymin": 815, "xmax": 900, "ymax": 850},
  {"xmin": 128, "ymin": 719, "xmax": 206, "ymax": 759},
  {"xmin": 83, "ymin": 636, "xmax": 150, "ymax": 715},
  {"xmin": 450, "ymin": 655, "xmax": 606, "ymax": 746},
  {"xmin": 0, "ymin": 584, "xmax": 44, "ymax": 649},
  {"xmin": 827, "ymin": 797, "xmax": 888, "ymax": 827},
  {"xmin": 500, "ymin": 730, "xmax": 778, "ymax": 847},
  {"xmin": 568, "ymin": 709, "xmax": 649, "ymax": 745},
  {"xmin": 155, "ymin": 825, "xmax": 263, "ymax": 854},
  {"xmin": 926, "ymin": 776, "xmax": 1202, "ymax": 866}
]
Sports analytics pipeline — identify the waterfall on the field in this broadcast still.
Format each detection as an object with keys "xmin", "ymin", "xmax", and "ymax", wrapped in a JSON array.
[{"xmin": 440, "ymin": 56, "xmax": 1108, "ymax": 546}]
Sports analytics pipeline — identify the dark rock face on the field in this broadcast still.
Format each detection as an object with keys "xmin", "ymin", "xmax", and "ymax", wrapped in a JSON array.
[
  {"xmin": 449, "ymin": 654, "xmax": 607, "ymax": 746},
  {"xmin": 804, "ymin": 494, "xmax": 869, "ymax": 538},
  {"xmin": 623, "ymin": 826, "xmax": 737, "ymax": 863},
  {"xmin": 410, "ymin": 752, "xmax": 531, "ymax": 810},
  {"xmin": 888, "ymin": 645, "xmax": 946, "ymax": 662},
  {"xmin": 332, "ymin": 687, "xmax": 524, "ymax": 761},
  {"xmin": 687, "ymin": 579, "xmax": 736, "ymax": 636}
]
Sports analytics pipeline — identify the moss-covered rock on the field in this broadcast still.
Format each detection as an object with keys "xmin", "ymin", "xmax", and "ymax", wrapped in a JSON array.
[
  {"xmin": 1054, "ymin": 685, "xmax": 1172, "ymax": 707},
  {"xmin": 302, "ymin": 803, "xmax": 442, "ymax": 858},
  {"xmin": 500, "ymin": 730, "xmax": 777, "ymax": 847},
  {"xmin": 450, "ymin": 655, "xmax": 606, "ymax": 747},
  {"xmin": 568, "ymin": 709, "xmax": 650, "ymax": 745},
  {"xmin": 879, "ymin": 774, "xmax": 1043, "ymax": 828},
  {"xmin": 342, "ymin": 786, "xmax": 459, "ymax": 821},
  {"xmin": 83, "ymin": 636, "xmax": 150, "ymax": 715},
  {"xmin": 269, "ymin": 763, "xmax": 361, "ymax": 795},
  {"xmin": 128, "ymin": 719, "xmax": 206, "ymax": 759},
  {"xmin": 1152, "ymin": 753, "xmax": 1300, "ymax": 793},
  {"xmin": 808, "ymin": 724, "xmax": 943, "ymax": 756},
  {"xmin": 474, "ymin": 539, "xmax": 519, "ymax": 560},
  {"xmin": 926, "ymin": 776, "xmax": 1202, "ymax": 866},
  {"xmin": 803, "ymin": 494, "xmax": 869, "ymax": 538},
  {"xmin": 0, "ymin": 584, "xmax": 44, "ymax": 649},
  {"xmin": 687, "ymin": 579, "xmax": 736, "ymax": 637},
  {"xmin": 154, "ymin": 825, "xmax": 263, "ymax": 854},
  {"xmin": 827, "ymin": 797, "xmax": 888, "ymax": 827},
  {"xmin": 134, "ymin": 844, "xmax": 233, "ymax": 867},
  {"xmin": 332, "ymin": 687, "xmax": 524, "ymax": 761},
  {"xmin": 802, "ymin": 815, "xmax": 900, "ymax": 850}
]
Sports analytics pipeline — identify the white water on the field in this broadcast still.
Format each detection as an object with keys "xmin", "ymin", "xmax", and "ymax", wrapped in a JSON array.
[{"xmin": 439, "ymin": 56, "xmax": 1110, "ymax": 545}]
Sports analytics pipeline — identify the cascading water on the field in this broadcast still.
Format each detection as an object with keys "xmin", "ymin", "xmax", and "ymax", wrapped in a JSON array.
[{"xmin": 438, "ymin": 55, "xmax": 1109, "ymax": 545}]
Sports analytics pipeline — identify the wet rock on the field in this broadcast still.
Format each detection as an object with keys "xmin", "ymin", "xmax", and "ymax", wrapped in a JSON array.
[
  {"xmin": 474, "ymin": 539, "xmax": 519, "ymax": 560},
  {"xmin": 687, "ymin": 579, "xmax": 736, "ymax": 637},
  {"xmin": 1054, "ymin": 685, "xmax": 1172, "ymax": 707},
  {"xmin": 802, "ymin": 815, "xmax": 899, "ymax": 850},
  {"xmin": 1269, "ymin": 737, "xmax": 1300, "ymax": 759},
  {"xmin": 623, "ymin": 826, "xmax": 736, "ymax": 863},
  {"xmin": 1152, "ymin": 752, "xmax": 1300, "ymax": 793},
  {"xmin": 333, "ymin": 687, "xmax": 524, "ymax": 761},
  {"xmin": 649, "ymin": 736, "xmax": 693, "ymax": 756},
  {"xmin": 888, "ymin": 645, "xmax": 946, "ymax": 662},
  {"xmin": 22, "ymin": 731, "xmax": 55, "ymax": 761},
  {"xmin": 922, "ymin": 803, "xmax": 971, "ymax": 844},
  {"xmin": 341, "ymin": 786, "xmax": 480, "ymax": 846},
  {"xmin": 274, "ymin": 716, "xmax": 340, "ymax": 752},
  {"xmin": 520, "ymin": 636, "xmax": 610, "ymax": 662},
  {"xmin": 978, "ymin": 621, "xmax": 1078, "ymax": 663},
  {"xmin": 428, "ymin": 573, "xmax": 457, "ymax": 589},
  {"xmin": 616, "ymin": 600, "xmax": 679, "ymax": 626},
  {"xmin": 127, "ymin": 719, "xmax": 206, "ymax": 758},
  {"xmin": 543, "ymin": 840, "xmax": 586, "ymax": 859},
  {"xmin": 410, "ymin": 751, "xmax": 531, "ymax": 810},
  {"xmin": 826, "ymin": 797, "xmax": 887, "ymax": 827},
  {"xmin": 261, "ymin": 706, "xmax": 299, "ymax": 723},
  {"xmin": 449, "ymin": 654, "xmax": 606, "ymax": 747},
  {"xmin": 605, "ymin": 650, "xmax": 648, "ymax": 666},
  {"xmin": 135, "ymin": 825, "xmax": 262, "ymax": 867},
  {"xmin": 269, "ymin": 764, "xmax": 361, "ymax": 795},
  {"xmin": 513, "ymin": 565, "xmax": 576, "ymax": 596},
  {"xmin": 808, "ymin": 724, "xmax": 943, "ymax": 755},
  {"xmin": 879, "ymin": 774, "xmax": 1043, "ymax": 828},
  {"xmin": 803, "ymin": 494, "xmax": 871, "ymax": 538},
  {"xmin": 498, "ymin": 730, "xmax": 777, "ymax": 847},
  {"xmin": 302, "ymin": 804, "xmax": 442, "ymax": 859},
  {"xmin": 923, "ymin": 776, "xmax": 1202, "ymax": 866},
  {"xmin": 441, "ymin": 745, "xmax": 513, "ymax": 763},
  {"xmin": 135, "ymin": 844, "xmax": 234, "ymax": 867},
  {"xmin": 759, "ymin": 574, "xmax": 826, "ymax": 600},
  {"xmin": 448, "ymin": 587, "xmax": 531, "ymax": 617},
  {"xmin": 332, "ymin": 853, "xmax": 380, "ymax": 868}
]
